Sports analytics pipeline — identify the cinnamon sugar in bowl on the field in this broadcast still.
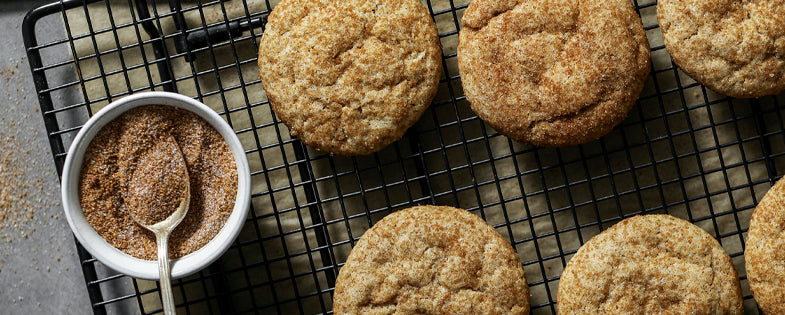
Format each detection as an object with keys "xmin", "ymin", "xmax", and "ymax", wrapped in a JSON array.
[{"xmin": 61, "ymin": 92, "xmax": 250, "ymax": 280}]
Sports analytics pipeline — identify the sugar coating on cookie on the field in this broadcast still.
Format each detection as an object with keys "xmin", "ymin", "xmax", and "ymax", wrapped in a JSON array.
[
  {"xmin": 258, "ymin": 0, "xmax": 442, "ymax": 156},
  {"xmin": 745, "ymin": 177, "xmax": 785, "ymax": 314},
  {"xmin": 658, "ymin": 0, "xmax": 785, "ymax": 98},
  {"xmin": 558, "ymin": 214, "xmax": 743, "ymax": 314},
  {"xmin": 457, "ymin": 0, "xmax": 650, "ymax": 147},
  {"xmin": 333, "ymin": 205, "xmax": 530, "ymax": 314}
]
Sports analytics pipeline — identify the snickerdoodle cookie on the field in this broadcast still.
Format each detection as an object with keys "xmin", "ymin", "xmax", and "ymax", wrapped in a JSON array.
[
  {"xmin": 333, "ymin": 205, "xmax": 530, "ymax": 314},
  {"xmin": 745, "ymin": 176, "xmax": 785, "ymax": 314},
  {"xmin": 258, "ymin": 0, "xmax": 442, "ymax": 156},
  {"xmin": 658, "ymin": 0, "xmax": 785, "ymax": 98},
  {"xmin": 558, "ymin": 214, "xmax": 743, "ymax": 314},
  {"xmin": 457, "ymin": 0, "xmax": 650, "ymax": 147}
]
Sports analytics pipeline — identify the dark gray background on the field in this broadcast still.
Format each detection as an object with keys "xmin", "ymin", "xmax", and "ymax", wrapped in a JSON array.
[{"xmin": 0, "ymin": 1, "xmax": 91, "ymax": 313}]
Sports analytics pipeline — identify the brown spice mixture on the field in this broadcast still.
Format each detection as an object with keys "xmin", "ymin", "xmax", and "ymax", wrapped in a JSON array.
[{"xmin": 79, "ymin": 106, "xmax": 237, "ymax": 260}]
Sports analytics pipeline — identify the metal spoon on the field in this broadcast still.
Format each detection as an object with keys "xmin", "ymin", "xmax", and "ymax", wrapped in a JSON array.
[{"xmin": 126, "ymin": 134, "xmax": 190, "ymax": 315}]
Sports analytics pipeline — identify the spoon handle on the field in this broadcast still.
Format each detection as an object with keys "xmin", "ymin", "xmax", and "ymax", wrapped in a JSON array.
[{"xmin": 156, "ymin": 231, "xmax": 176, "ymax": 315}]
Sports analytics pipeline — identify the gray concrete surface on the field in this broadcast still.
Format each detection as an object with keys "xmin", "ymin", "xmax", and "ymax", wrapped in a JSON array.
[{"xmin": 0, "ymin": 1, "xmax": 92, "ymax": 313}]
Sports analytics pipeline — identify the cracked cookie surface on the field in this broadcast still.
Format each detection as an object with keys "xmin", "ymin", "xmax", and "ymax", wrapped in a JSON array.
[
  {"xmin": 658, "ymin": 0, "xmax": 785, "ymax": 98},
  {"xmin": 457, "ymin": 0, "xmax": 650, "ymax": 147},
  {"xmin": 257, "ymin": 0, "xmax": 442, "ymax": 156},
  {"xmin": 745, "ymin": 177, "xmax": 785, "ymax": 314},
  {"xmin": 558, "ymin": 214, "xmax": 743, "ymax": 314},
  {"xmin": 333, "ymin": 205, "xmax": 530, "ymax": 314}
]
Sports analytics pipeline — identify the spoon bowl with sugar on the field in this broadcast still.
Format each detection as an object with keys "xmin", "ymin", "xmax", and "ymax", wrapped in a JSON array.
[{"xmin": 126, "ymin": 133, "xmax": 190, "ymax": 315}]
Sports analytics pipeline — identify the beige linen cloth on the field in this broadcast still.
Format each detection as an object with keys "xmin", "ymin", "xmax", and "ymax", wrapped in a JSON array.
[{"xmin": 60, "ymin": 0, "xmax": 776, "ymax": 313}]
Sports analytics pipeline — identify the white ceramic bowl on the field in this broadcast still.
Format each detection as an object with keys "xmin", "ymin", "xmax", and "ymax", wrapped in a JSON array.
[{"xmin": 61, "ymin": 91, "xmax": 250, "ymax": 280}]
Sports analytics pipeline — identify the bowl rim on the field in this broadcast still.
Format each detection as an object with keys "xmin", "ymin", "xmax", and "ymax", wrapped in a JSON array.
[{"xmin": 61, "ymin": 91, "xmax": 251, "ymax": 280}]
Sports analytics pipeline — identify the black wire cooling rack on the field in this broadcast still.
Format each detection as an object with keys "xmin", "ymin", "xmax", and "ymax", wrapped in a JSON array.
[{"xmin": 22, "ymin": 0, "xmax": 782, "ymax": 313}]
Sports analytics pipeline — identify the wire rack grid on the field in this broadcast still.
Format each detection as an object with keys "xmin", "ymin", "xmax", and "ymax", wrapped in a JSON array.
[{"xmin": 22, "ymin": 0, "xmax": 784, "ymax": 313}]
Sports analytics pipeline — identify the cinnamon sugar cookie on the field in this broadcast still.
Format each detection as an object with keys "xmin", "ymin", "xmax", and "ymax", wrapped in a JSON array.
[
  {"xmin": 558, "ymin": 215, "xmax": 743, "ymax": 314},
  {"xmin": 333, "ymin": 205, "xmax": 530, "ymax": 314},
  {"xmin": 745, "ymin": 176, "xmax": 785, "ymax": 314},
  {"xmin": 658, "ymin": 0, "xmax": 785, "ymax": 98},
  {"xmin": 258, "ymin": 0, "xmax": 442, "ymax": 155},
  {"xmin": 457, "ymin": 0, "xmax": 650, "ymax": 147}
]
